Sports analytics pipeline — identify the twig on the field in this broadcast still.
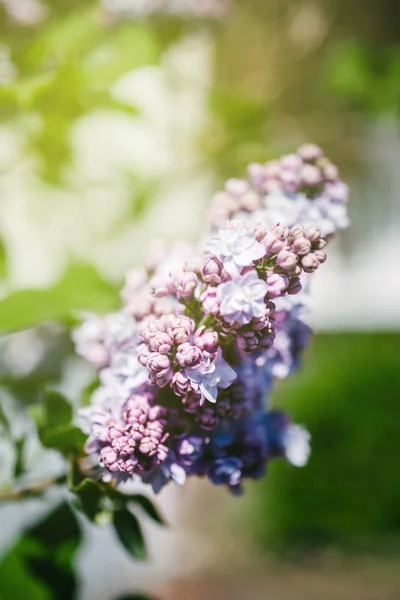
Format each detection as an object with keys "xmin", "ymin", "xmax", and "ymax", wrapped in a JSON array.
[{"xmin": 0, "ymin": 474, "xmax": 67, "ymax": 502}]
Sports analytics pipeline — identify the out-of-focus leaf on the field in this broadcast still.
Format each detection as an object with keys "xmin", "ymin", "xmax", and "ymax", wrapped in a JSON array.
[
  {"xmin": 0, "ymin": 236, "xmax": 8, "ymax": 279},
  {"xmin": 39, "ymin": 425, "xmax": 86, "ymax": 453},
  {"xmin": 128, "ymin": 494, "xmax": 166, "ymax": 526},
  {"xmin": 0, "ymin": 545, "xmax": 50, "ymax": 600},
  {"xmin": 31, "ymin": 390, "xmax": 85, "ymax": 453},
  {"xmin": 72, "ymin": 478, "xmax": 104, "ymax": 522},
  {"xmin": 106, "ymin": 488, "xmax": 166, "ymax": 524},
  {"xmin": 81, "ymin": 378, "xmax": 100, "ymax": 407},
  {"xmin": 85, "ymin": 25, "xmax": 160, "ymax": 87},
  {"xmin": 113, "ymin": 509, "xmax": 147, "ymax": 560},
  {"xmin": 0, "ymin": 263, "xmax": 120, "ymax": 333},
  {"xmin": 0, "ymin": 502, "xmax": 82, "ymax": 600},
  {"xmin": 13, "ymin": 438, "xmax": 26, "ymax": 478},
  {"xmin": 42, "ymin": 390, "xmax": 73, "ymax": 428},
  {"xmin": 0, "ymin": 401, "xmax": 9, "ymax": 431}
]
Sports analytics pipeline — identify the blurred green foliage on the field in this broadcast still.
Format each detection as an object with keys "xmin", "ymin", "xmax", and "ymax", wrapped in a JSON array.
[
  {"xmin": 0, "ymin": 2, "xmax": 163, "ymax": 182},
  {"xmin": 0, "ymin": 263, "xmax": 120, "ymax": 333},
  {"xmin": 251, "ymin": 333, "xmax": 400, "ymax": 554},
  {"xmin": 0, "ymin": 502, "xmax": 82, "ymax": 600},
  {"xmin": 326, "ymin": 41, "xmax": 400, "ymax": 116}
]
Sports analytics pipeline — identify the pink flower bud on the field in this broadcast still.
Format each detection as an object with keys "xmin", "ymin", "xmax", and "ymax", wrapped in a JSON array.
[
  {"xmin": 300, "ymin": 164, "xmax": 322, "ymax": 187},
  {"xmin": 225, "ymin": 178, "xmax": 249, "ymax": 196},
  {"xmin": 172, "ymin": 371, "xmax": 191, "ymax": 396},
  {"xmin": 301, "ymin": 254, "xmax": 320, "ymax": 273},
  {"xmin": 176, "ymin": 343, "xmax": 202, "ymax": 367},
  {"xmin": 303, "ymin": 226, "xmax": 321, "ymax": 242},
  {"xmin": 240, "ymin": 191, "xmax": 260, "ymax": 213},
  {"xmin": 148, "ymin": 331, "xmax": 173, "ymax": 354},
  {"xmin": 266, "ymin": 272, "xmax": 289, "ymax": 298},
  {"xmin": 280, "ymin": 153, "xmax": 302, "ymax": 171},
  {"xmin": 287, "ymin": 277, "xmax": 302, "ymax": 295},
  {"xmin": 201, "ymin": 287, "xmax": 220, "ymax": 315},
  {"xmin": 276, "ymin": 250, "xmax": 298, "ymax": 271},
  {"xmin": 325, "ymin": 181, "xmax": 349, "ymax": 203},
  {"xmin": 147, "ymin": 353, "xmax": 172, "ymax": 386},
  {"xmin": 313, "ymin": 250, "xmax": 327, "ymax": 263},
  {"xmin": 293, "ymin": 236, "xmax": 312, "ymax": 256},
  {"xmin": 262, "ymin": 178, "xmax": 282, "ymax": 194},
  {"xmin": 202, "ymin": 257, "xmax": 224, "ymax": 284},
  {"xmin": 194, "ymin": 327, "xmax": 219, "ymax": 354},
  {"xmin": 297, "ymin": 143, "xmax": 323, "ymax": 162},
  {"xmin": 264, "ymin": 231, "xmax": 286, "ymax": 254},
  {"xmin": 321, "ymin": 161, "xmax": 339, "ymax": 182},
  {"xmin": 137, "ymin": 343, "xmax": 151, "ymax": 366},
  {"xmin": 150, "ymin": 275, "xmax": 176, "ymax": 298},
  {"xmin": 254, "ymin": 223, "xmax": 267, "ymax": 242},
  {"xmin": 170, "ymin": 316, "xmax": 196, "ymax": 344},
  {"xmin": 281, "ymin": 169, "xmax": 301, "ymax": 191},
  {"xmin": 264, "ymin": 159, "xmax": 281, "ymax": 178},
  {"xmin": 290, "ymin": 224, "xmax": 304, "ymax": 239},
  {"xmin": 272, "ymin": 224, "xmax": 290, "ymax": 240},
  {"xmin": 248, "ymin": 162, "xmax": 267, "ymax": 189},
  {"xmin": 176, "ymin": 271, "xmax": 198, "ymax": 299}
]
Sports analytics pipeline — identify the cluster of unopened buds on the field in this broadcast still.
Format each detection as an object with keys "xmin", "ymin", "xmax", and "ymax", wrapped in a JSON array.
[{"xmin": 73, "ymin": 143, "xmax": 349, "ymax": 495}]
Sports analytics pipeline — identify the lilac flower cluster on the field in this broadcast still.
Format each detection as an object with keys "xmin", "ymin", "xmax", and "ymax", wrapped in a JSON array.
[
  {"xmin": 210, "ymin": 143, "xmax": 349, "ymax": 237},
  {"xmin": 73, "ymin": 143, "xmax": 349, "ymax": 495}
]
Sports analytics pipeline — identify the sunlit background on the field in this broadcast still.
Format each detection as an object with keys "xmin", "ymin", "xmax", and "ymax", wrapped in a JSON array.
[{"xmin": 0, "ymin": 1, "xmax": 400, "ymax": 599}]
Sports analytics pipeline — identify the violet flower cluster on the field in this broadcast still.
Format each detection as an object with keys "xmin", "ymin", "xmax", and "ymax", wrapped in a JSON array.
[{"xmin": 73, "ymin": 143, "xmax": 349, "ymax": 495}]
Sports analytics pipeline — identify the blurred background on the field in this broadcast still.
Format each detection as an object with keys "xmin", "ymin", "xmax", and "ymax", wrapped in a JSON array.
[{"xmin": 0, "ymin": 1, "xmax": 399, "ymax": 599}]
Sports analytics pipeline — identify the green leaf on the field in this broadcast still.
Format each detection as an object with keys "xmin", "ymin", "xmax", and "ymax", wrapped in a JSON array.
[
  {"xmin": 113, "ymin": 509, "xmax": 147, "ymax": 561},
  {"xmin": 42, "ymin": 390, "xmax": 73, "ymax": 428},
  {"xmin": 72, "ymin": 478, "xmax": 104, "ymax": 522},
  {"xmin": 0, "ymin": 502, "xmax": 82, "ymax": 600},
  {"xmin": 0, "ymin": 236, "xmax": 8, "ymax": 280},
  {"xmin": 81, "ymin": 378, "xmax": 100, "ymax": 407},
  {"xmin": 39, "ymin": 425, "xmax": 86, "ymax": 453},
  {"xmin": 13, "ymin": 438, "xmax": 26, "ymax": 478},
  {"xmin": 105, "ymin": 489, "xmax": 165, "ymax": 525},
  {"xmin": 0, "ymin": 262, "xmax": 120, "ymax": 333},
  {"xmin": 0, "ymin": 545, "xmax": 51, "ymax": 600},
  {"xmin": 128, "ymin": 494, "xmax": 166, "ymax": 526},
  {"xmin": 0, "ymin": 401, "xmax": 9, "ymax": 432}
]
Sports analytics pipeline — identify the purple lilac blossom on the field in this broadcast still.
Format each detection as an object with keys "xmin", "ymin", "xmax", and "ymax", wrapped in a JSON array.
[{"xmin": 73, "ymin": 142, "xmax": 349, "ymax": 495}]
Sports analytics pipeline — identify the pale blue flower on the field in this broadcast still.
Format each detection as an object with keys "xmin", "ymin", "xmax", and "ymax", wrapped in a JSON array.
[{"xmin": 185, "ymin": 349, "xmax": 237, "ymax": 404}]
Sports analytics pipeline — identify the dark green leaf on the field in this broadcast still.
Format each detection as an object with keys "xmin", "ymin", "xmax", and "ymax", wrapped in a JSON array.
[
  {"xmin": 13, "ymin": 438, "xmax": 26, "ymax": 478},
  {"xmin": 0, "ymin": 545, "xmax": 51, "ymax": 600},
  {"xmin": 128, "ymin": 494, "xmax": 166, "ymax": 526},
  {"xmin": 72, "ymin": 478, "xmax": 104, "ymax": 522},
  {"xmin": 113, "ymin": 509, "xmax": 147, "ymax": 561},
  {"xmin": 0, "ymin": 502, "xmax": 82, "ymax": 600},
  {"xmin": 39, "ymin": 425, "xmax": 86, "ymax": 453},
  {"xmin": 81, "ymin": 377, "xmax": 100, "ymax": 407},
  {"xmin": 0, "ymin": 401, "xmax": 9, "ymax": 431},
  {"xmin": 42, "ymin": 390, "xmax": 73, "ymax": 428}
]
